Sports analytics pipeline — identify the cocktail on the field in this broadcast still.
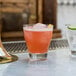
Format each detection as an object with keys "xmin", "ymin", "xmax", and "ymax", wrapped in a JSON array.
[{"xmin": 23, "ymin": 23, "xmax": 53, "ymax": 60}]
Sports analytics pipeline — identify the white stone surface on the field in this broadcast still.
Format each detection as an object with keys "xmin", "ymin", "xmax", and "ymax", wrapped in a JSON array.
[{"xmin": 0, "ymin": 48, "xmax": 76, "ymax": 76}]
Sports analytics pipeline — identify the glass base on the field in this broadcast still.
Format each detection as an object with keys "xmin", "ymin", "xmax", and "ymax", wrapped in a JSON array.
[
  {"xmin": 29, "ymin": 53, "xmax": 47, "ymax": 61},
  {"xmin": 0, "ymin": 54, "xmax": 18, "ymax": 64},
  {"xmin": 71, "ymin": 51, "xmax": 76, "ymax": 56}
]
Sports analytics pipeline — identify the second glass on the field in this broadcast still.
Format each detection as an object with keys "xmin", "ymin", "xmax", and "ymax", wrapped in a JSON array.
[{"xmin": 66, "ymin": 25, "xmax": 76, "ymax": 56}]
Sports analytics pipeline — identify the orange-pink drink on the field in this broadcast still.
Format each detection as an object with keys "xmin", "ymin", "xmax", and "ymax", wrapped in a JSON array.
[{"xmin": 23, "ymin": 23, "xmax": 53, "ymax": 60}]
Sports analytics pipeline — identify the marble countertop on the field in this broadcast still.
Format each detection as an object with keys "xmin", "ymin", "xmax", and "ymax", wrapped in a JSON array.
[{"xmin": 0, "ymin": 48, "xmax": 76, "ymax": 76}]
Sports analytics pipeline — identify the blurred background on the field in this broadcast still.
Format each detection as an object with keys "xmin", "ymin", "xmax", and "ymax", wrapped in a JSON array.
[
  {"xmin": 57, "ymin": 0, "xmax": 76, "ymax": 37},
  {"xmin": 0, "ymin": 0, "xmax": 76, "ymax": 41}
]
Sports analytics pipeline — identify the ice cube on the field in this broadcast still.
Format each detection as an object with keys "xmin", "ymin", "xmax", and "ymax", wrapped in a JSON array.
[{"xmin": 33, "ymin": 23, "xmax": 47, "ymax": 29}]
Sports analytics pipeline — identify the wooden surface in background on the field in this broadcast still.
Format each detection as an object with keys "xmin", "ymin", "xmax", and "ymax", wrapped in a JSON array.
[
  {"xmin": 0, "ymin": 0, "xmax": 28, "ymax": 13},
  {"xmin": 28, "ymin": 0, "xmax": 37, "ymax": 24},
  {"xmin": 0, "ymin": 7, "xmax": 23, "ymax": 13},
  {"xmin": 37, "ymin": 0, "xmax": 43, "ymax": 23},
  {"xmin": 43, "ymin": 0, "xmax": 57, "ymax": 29},
  {"xmin": 0, "ymin": 0, "xmax": 28, "ymax": 3},
  {"xmin": 0, "ymin": 0, "xmax": 62, "ymax": 41}
]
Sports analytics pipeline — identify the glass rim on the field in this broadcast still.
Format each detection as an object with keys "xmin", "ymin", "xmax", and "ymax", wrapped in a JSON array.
[
  {"xmin": 23, "ymin": 24, "xmax": 53, "ymax": 31},
  {"xmin": 66, "ymin": 24, "xmax": 76, "ymax": 30},
  {"xmin": 23, "ymin": 24, "xmax": 53, "ymax": 26}
]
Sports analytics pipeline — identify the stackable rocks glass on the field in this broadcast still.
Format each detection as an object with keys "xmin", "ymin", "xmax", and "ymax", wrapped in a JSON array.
[
  {"xmin": 66, "ymin": 25, "xmax": 76, "ymax": 56},
  {"xmin": 23, "ymin": 23, "xmax": 53, "ymax": 61}
]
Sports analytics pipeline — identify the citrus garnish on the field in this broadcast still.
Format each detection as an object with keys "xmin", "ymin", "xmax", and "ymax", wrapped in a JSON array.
[
  {"xmin": 68, "ymin": 25, "xmax": 76, "ymax": 30},
  {"xmin": 48, "ymin": 24, "xmax": 53, "ymax": 28}
]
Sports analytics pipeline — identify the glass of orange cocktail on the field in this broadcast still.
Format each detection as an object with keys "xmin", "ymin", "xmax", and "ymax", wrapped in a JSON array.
[{"xmin": 23, "ymin": 23, "xmax": 53, "ymax": 60}]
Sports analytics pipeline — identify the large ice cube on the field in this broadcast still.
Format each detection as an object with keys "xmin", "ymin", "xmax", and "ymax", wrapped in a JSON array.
[{"xmin": 33, "ymin": 23, "xmax": 47, "ymax": 29}]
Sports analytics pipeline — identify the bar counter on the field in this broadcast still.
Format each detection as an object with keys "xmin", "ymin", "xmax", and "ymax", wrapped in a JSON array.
[{"xmin": 0, "ymin": 48, "xmax": 76, "ymax": 76}]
